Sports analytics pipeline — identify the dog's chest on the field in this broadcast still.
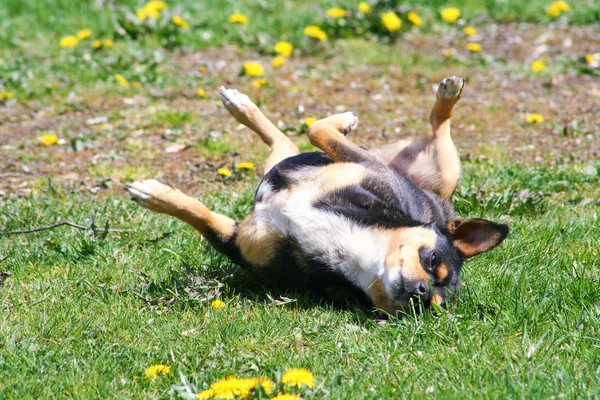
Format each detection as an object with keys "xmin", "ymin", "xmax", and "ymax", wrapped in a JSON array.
[{"xmin": 253, "ymin": 164, "xmax": 389, "ymax": 290}]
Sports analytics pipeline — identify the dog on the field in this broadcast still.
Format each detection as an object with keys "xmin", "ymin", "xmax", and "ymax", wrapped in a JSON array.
[{"xmin": 126, "ymin": 76, "xmax": 508, "ymax": 314}]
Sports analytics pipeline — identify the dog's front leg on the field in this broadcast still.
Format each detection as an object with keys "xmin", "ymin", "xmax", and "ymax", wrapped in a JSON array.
[{"xmin": 307, "ymin": 112, "xmax": 377, "ymax": 164}]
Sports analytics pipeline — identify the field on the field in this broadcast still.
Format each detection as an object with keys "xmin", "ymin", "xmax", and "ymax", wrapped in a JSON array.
[{"xmin": 1, "ymin": 1, "xmax": 600, "ymax": 399}]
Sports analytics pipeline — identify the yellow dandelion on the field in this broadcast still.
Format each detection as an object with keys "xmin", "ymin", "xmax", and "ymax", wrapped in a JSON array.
[
  {"xmin": 0, "ymin": 92, "xmax": 14, "ymax": 100},
  {"xmin": 102, "ymin": 39, "xmax": 113, "ymax": 47},
  {"xmin": 147, "ymin": 1, "xmax": 168, "ymax": 11},
  {"xmin": 132, "ymin": 81, "xmax": 141, "ymax": 88},
  {"xmin": 585, "ymin": 54, "xmax": 595, "ymax": 64},
  {"xmin": 207, "ymin": 376, "xmax": 271, "ymax": 399},
  {"xmin": 526, "ymin": 113, "xmax": 544, "ymax": 123},
  {"xmin": 93, "ymin": 40, "xmax": 102, "ymax": 49},
  {"xmin": 407, "ymin": 11, "xmax": 422, "ymax": 27},
  {"xmin": 303, "ymin": 25, "xmax": 328, "ymax": 41},
  {"xmin": 243, "ymin": 61, "xmax": 265, "ymax": 77},
  {"xmin": 282, "ymin": 368, "xmax": 314, "ymax": 389},
  {"xmin": 197, "ymin": 88, "xmax": 208, "ymax": 98},
  {"xmin": 137, "ymin": 8, "xmax": 149, "ymax": 21},
  {"xmin": 305, "ymin": 117, "xmax": 317, "ymax": 127},
  {"xmin": 114, "ymin": 74, "xmax": 129, "ymax": 87},
  {"xmin": 236, "ymin": 162, "xmax": 255, "ymax": 170},
  {"xmin": 467, "ymin": 42, "xmax": 482, "ymax": 53},
  {"xmin": 251, "ymin": 78, "xmax": 267, "ymax": 88},
  {"xmin": 444, "ymin": 49, "xmax": 453, "ymax": 58},
  {"xmin": 270, "ymin": 394, "xmax": 300, "ymax": 400},
  {"xmin": 144, "ymin": 364, "xmax": 170, "ymax": 379},
  {"xmin": 440, "ymin": 7, "xmax": 461, "ymax": 23},
  {"xmin": 60, "ymin": 36, "xmax": 79, "ymax": 48},
  {"xmin": 358, "ymin": 2, "xmax": 371, "ymax": 14},
  {"xmin": 274, "ymin": 41, "xmax": 293, "ymax": 57},
  {"xmin": 381, "ymin": 12, "xmax": 402, "ymax": 32},
  {"xmin": 463, "ymin": 26, "xmax": 477, "ymax": 36},
  {"xmin": 217, "ymin": 168, "xmax": 232, "ymax": 177},
  {"xmin": 38, "ymin": 134, "xmax": 59, "ymax": 146},
  {"xmin": 76, "ymin": 29, "xmax": 92, "ymax": 40},
  {"xmin": 210, "ymin": 299, "xmax": 225, "ymax": 308},
  {"xmin": 547, "ymin": 1, "xmax": 570, "ymax": 18},
  {"xmin": 531, "ymin": 60, "xmax": 545, "ymax": 72},
  {"xmin": 228, "ymin": 13, "xmax": 249, "ymax": 25},
  {"xmin": 327, "ymin": 7, "xmax": 346, "ymax": 18},
  {"xmin": 272, "ymin": 56, "xmax": 286, "ymax": 68},
  {"xmin": 172, "ymin": 15, "xmax": 189, "ymax": 28},
  {"xmin": 196, "ymin": 389, "xmax": 215, "ymax": 400}
]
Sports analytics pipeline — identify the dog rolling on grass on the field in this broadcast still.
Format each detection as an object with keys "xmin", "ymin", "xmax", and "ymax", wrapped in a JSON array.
[{"xmin": 126, "ymin": 76, "xmax": 508, "ymax": 315}]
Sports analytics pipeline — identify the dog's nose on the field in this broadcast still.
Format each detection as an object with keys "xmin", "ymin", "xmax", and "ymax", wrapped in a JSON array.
[{"xmin": 411, "ymin": 281, "xmax": 430, "ymax": 298}]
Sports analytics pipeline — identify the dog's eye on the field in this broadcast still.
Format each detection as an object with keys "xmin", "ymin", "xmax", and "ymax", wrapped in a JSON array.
[{"xmin": 430, "ymin": 252, "xmax": 439, "ymax": 270}]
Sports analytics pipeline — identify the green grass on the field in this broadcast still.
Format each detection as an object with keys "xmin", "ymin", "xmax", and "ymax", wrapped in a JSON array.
[{"xmin": 1, "ymin": 160, "xmax": 600, "ymax": 398}]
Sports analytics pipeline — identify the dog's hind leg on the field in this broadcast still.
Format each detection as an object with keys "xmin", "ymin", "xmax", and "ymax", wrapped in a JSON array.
[
  {"xmin": 219, "ymin": 87, "xmax": 299, "ymax": 174},
  {"xmin": 369, "ymin": 76, "xmax": 464, "ymax": 200},
  {"xmin": 307, "ymin": 112, "xmax": 378, "ymax": 164},
  {"xmin": 126, "ymin": 179, "xmax": 240, "ymax": 260}
]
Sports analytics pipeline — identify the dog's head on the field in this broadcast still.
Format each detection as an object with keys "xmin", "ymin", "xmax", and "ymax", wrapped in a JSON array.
[{"xmin": 380, "ymin": 218, "xmax": 509, "ymax": 311}]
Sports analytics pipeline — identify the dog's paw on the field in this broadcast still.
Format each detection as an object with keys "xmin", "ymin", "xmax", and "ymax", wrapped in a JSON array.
[
  {"xmin": 126, "ymin": 179, "xmax": 179, "ymax": 214},
  {"xmin": 218, "ymin": 86, "xmax": 256, "ymax": 114},
  {"xmin": 436, "ymin": 76, "xmax": 464, "ymax": 99},
  {"xmin": 311, "ymin": 112, "xmax": 358, "ymax": 135}
]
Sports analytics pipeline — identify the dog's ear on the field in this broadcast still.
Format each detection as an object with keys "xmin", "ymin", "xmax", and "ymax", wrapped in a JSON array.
[{"xmin": 446, "ymin": 218, "xmax": 509, "ymax": 258}]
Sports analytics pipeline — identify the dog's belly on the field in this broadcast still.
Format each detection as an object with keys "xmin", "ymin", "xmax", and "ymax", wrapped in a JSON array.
[{"xmin": 244, "ymin": 162, "xmax": 389, "ymax": 297}]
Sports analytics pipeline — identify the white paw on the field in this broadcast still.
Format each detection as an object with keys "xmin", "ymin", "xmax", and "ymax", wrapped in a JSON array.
[
  {"xmin": 436, "ymin": 76, "xmax": 464, "ymax": 99},
  {"xmin": 125, "ymin": 179, "xmax": 176, "ymax": 212},
  {"xmin": 339, "ymin": 111, "xmax": 359, "ymax": 134},
  {"xmin": 218, "ymin": 86, "xmax": 255, "ymax": 114}
]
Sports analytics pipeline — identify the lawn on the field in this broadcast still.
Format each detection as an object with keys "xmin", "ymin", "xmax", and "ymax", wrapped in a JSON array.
[{"xmin": 1, "ymin": 0, "xmax": 600, "ymax": 399}]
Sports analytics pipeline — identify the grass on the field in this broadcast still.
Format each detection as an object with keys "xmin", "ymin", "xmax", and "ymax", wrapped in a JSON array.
[
  {"xmin": 1, "ymin": 159, "xmax": 600, "ymax": 398},
  {"xmin": 2, "ymin": 0, "xmax": 600, "ymax": 398}
]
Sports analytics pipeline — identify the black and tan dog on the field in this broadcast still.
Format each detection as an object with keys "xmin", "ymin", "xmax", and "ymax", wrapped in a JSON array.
[{"xmin": 126, "ymin": 76, "xmax": 508, "ymax": 314}]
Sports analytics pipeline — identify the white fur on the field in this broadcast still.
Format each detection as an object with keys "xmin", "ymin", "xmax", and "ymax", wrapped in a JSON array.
[{"xmin": 253, "ymin": 175, "xmax": 388, "ymax": 291}]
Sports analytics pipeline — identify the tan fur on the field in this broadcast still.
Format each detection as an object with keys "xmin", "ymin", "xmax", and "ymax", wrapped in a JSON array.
[
  {"xmin": 385, "ymin": 227, "xmax": 437, "ymax": 282},
  {"xmin": 437, "ymin": 263, "xmax": 449, "ymax": 282},
  {"xmin": 366, "ymin": 278, "xmax": 398, "ymax": 314},
  {"xmin": 236, "ymin": 214, "xmax": 279, "ymax": 266}
]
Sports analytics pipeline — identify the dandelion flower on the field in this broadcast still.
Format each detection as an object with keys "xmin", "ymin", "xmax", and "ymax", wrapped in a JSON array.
[
  {"xmin": 407, "ymin": 11, "xmax": 422, "ymax": 27},
  {"xmin": 251, "ymin": 78, "xmax": 267, "ymax": 89},
  {"xmin": 38, "ymin": 134, "xmax": 59, "ymax": 146},
  {"xmin": 93, "ymin": 40, "xmax": 102, "ymax": 49},
  {"xmin": 444, "ymin": 49, "xmax": 453, "ymax": 58},
  {"xmin": 137, "ymin": 8, "xmax": 149, "ymax": 21},
  {"xmin": 358, "ymin": 2, "xmax": 371, "ymax": 14},
  {"xmin": 147, "ymin": 1, "xmax": 167, "ymax": 11},
  {"xmin": 137, "ymin": 1, "xmax": 166, "ymax": 21},
  {"xmin": 76, "ymin": 29, "xmax": 92, "ymax": 40},
  {"xmin": 526, "ymin": 113, "xmax": 544, "ymax": 123},
  {"xmin": 327, "ymin": 8, "xmax": 346, "ymax": 18},
  {"xmin": 0, "ymin": 92, "xmax": 14, "ymax": 100},
  {"xmin": 270, "ymin": 395, "xmax": 300, "ymax": 400},
  {"xmin": 197, "ymin": 88, "xmax": 208, "ymax": 98},
  {"xmin": 381, "ymin": 12, "xmax": 402, "ymax": 32},
  {"xmin": 172, "ymin": 15, "xmax": 189, "ymax": 28},
  {"xmin": 272, "ymin": 56, "xmax": 286, "ymax": 68},
  {"xmin": 196, "ymin": 389, "xmax": 215, "ymax": 400},
  {"xmin": 463, "ymin": 26, "xmax": 477, "ymax": 36},
  {"xmin": 303, "ymin": 25, "xmax": 327, "ymax": 41},
  {"xmin": 467, "ymin": 42, "xmax": 482, "ymax": 53},
  {"xmin": 102, "ymin": 39, "xmax": 113, "ymax": 47},
  {"xmin": 210, "ymin": 299, "xmax": 225, "ymax": 308},
  {"xmin": 217, "ymin": 168, "xmax": 232, "ymax": 177},
  {"xmin": 228, "ymin": 13, "xmax": 249, "ymax": 25},
  {"xmin": 243, "ymin": 62, "xmax": 265, "ymax": 77},
  {"xmin": 440, "ymin": 7, "xmax": 461, "ymax": 23},
  {"xmin": 114, "ymin": 74, "xmax": 130, "ymax": 87},
  {"xmin": 60, "ymin": 36, "xmax": 79, "ymax": 48},
  {"xmin": 547, "ymin": 1, "xmax": 570, "ymax": 18},
  {"xmin": 531, "ymin": 60, "xmax": 545, "ymax": 72},
  {"xmin": 305, "ymin": 117, "xmax": 317, "ymax": 127},
  {"xmin": 282, "ymin": 368, "xmax": 315, "ymax": 389},
  {"xmin": 274, "ymin": 41, "xmax": 293, "ymax": 57},
  {"xmin": 132, "ymin": 81, "xmax": 141, "ymax": 88},
  {"xmin": 236, "ymin": 162, "xmax": 255, "ymax": 170},
  {"xmin": 144, "ymin": 364, "xmax": 170, "ymax": 379}
]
